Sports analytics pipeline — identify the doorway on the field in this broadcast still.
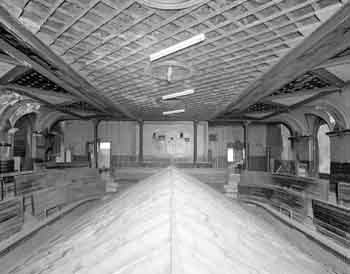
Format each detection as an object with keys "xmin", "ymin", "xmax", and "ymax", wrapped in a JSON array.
[{"xmin": 98, "ymin": 141, "xmax": 111, "ymax": 169}]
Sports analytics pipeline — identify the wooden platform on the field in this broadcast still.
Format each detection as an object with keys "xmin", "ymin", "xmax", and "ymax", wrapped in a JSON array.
[{"xmin": 5, "ymin": 168, "xmax": 336, "ymax": 274}]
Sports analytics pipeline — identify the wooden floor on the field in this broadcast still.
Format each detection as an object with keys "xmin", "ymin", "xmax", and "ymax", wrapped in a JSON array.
[{"xmin": 3, "ymin": 168, "xmax": 343, "ymax": 274}]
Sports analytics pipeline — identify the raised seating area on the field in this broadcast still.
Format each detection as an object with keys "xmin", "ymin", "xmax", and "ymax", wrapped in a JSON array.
[
  {"xmin": 0, "ymin": 167, "xmax": 105, "ymax": 240},
  {"xmin": 312, "ymin": 200, "xmax": 350, "ymax": 247},
  {"xmin": 238, "ymin": 171, "xmax": 329, "ymax": 222},
  {"xmin": 0, "ymin": 198, "xmax": 23, "ymax": 242},
  {"xmin": 238, "ymin": 185, "xmax": 308, "ymax": 223}
]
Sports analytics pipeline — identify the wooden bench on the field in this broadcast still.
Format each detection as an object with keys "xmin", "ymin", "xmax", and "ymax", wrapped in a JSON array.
[{"xmin": 312, "ymin": 200, "xmax": 350, "ymax": 246}]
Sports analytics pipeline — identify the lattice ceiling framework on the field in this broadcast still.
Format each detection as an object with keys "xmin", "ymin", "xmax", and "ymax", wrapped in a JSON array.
[
  {"xmin": 216, "ymin": 69, "xmax": 339, "ymax": 120},
  {"xmin": 1, "ymin": 0, "xmax": 344, "ymax": 120}
]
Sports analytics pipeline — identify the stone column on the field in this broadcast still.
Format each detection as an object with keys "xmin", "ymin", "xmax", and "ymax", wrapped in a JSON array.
[
  {"xmin": 193, "ymin": 121, "xmax": 198, "ymax": 165},
  {"xmin": 138, "ymin": 121, "xmax": 144, "ymax": 163}
]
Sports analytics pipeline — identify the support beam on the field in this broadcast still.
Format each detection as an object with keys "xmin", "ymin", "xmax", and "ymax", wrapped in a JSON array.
[
  {"xmin": 213, "ymin": 2, "xmax": 350, "ymax": 118},
  {"xmin": 259, "ymin": 87, "xmax": 341, "ymax": 120},
  {"xmin": 4, "ymin": 83, "xmax": 77, "ymax": 102},
  {"xmin": 138, "ymin": 121, "xmax": 144, "ymax": 163},
  {"xmin": 0, "ymin": 38, "xmax": 110, "ymax": 115},
  {"xmin": 0, "ymin": 53, "xmax": 22, "ymax": 66},
  {"xmin": 0, "ymin": 84, "xmax": 85, "ymax": 119},
  {"xmin": 0, "ymin": 5, "xmax": 138, "ymax": 120},
  {"xmin": 317, "ymin": 54, "xmax": 350, "ymax": 69},
  {"xmin": 193, "ymin": 121, "xmax": 198, "ymax": 165},
  {"xmin": 0, "ymin": 66, "xmax": 29, "ymax": 85}
]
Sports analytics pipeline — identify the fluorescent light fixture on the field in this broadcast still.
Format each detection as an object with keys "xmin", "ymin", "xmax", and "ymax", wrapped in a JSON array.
[
  {"xmin": 162, "ymin": 89, "xmax": 195, "ymax": 100},
  {"xmin": 150, "ymin": 33, "xmax": 205, "ymax": 62},
  {"xmin": 162, "ymin": 109, "xmax": 185, "ymax": 115}
]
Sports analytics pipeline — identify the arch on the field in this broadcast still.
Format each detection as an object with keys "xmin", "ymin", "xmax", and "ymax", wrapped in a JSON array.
[
  {"xmin": 0, "ymin": 93, "xmax": 22, "ymax": 118},
  {"xmin": 266, "ymin": 113, "xmax": 308, "ymax": 135},
  {"xmin": 0, "ymin": 99, "xmax": 40, "ymax": 129},
  {"xmin": 303, "ymin": 107, "xmax": 334, "ymax": 131},
  {"xmin": 9, "ymin": 101, "xmax": 40, "ymax": 128},
  {"xmin": 35, "ymin": 109, "xmax": 72, "ymax": 133},
  {"xmin": 0, "ymin": 99, "xmax": 39, "ymax": 135},
  {"xmin": 312, "ymin": 99, "xmax": 349, "ymax": 130}
]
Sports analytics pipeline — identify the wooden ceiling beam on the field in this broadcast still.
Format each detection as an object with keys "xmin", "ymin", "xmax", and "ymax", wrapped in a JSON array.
[
  {"xmin": 317, "ymin": 54, "xmax": 350, "ymax": 69},
  {"xmin": 0, "ymin": 84, "xmax": 86, "ymax": 119},
  {"xmin": 0, "ymin": 6, "xmax": 138, "ymax": 120},
  {"xmin": 4, "ymin": 83, "xmax": 77, "ymax": 102},
  {"xmin": 0, "ymin": 65, "xmax": 29, "ymax": 85},
  {"xmin": 261, "ymin": 86, "xmax": 341, "ymax": 101},
  {"xmin": 213, "ymin": 2, "xmax": 350, "ymax": 119},
  {"xmin": 254, "ymin": 87, "xmax": 341, "ymax": 120},
  {"xmin": 0, "ymin": 37, "xmax": 110, "ymax": 114},
  {"xmin": 0, "ymin": 53, "xmax": 22, "ymax": 66}
]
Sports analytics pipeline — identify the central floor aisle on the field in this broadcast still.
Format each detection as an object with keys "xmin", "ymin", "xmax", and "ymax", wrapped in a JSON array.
[{"xmin": 1, "ymin": 168, "xmax": 348, "ymax": 274}]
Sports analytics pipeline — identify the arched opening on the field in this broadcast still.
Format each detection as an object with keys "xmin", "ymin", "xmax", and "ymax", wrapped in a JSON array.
[
  {"xmin": 13, "ymin": 113, "xmax": 36, "ymax": 171},
  {"xmin": 317, "ymin": 123, "xmax": 330, "ymax": 175}
]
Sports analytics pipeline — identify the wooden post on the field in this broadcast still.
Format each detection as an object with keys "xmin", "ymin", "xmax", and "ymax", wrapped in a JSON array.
[
  {"xmin": 92, "ymin": 119, "xmax": 100, "ymax": 169},
  {"xmin": 193, "ymin": 121, "xmax": 198, "ymax": 165},
  {"xmin": 139, "ymin": 121, "xmax": 144, "ymax": 163}
]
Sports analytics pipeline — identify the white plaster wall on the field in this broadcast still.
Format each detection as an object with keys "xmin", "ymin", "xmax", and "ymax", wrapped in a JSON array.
[
  {"xmin": 63, "ymin": 120, "xmax": 93, "ymax": 155},
  {"xmin": 99, "ymin": 121, "xmax": 138, "ymax": 156}
]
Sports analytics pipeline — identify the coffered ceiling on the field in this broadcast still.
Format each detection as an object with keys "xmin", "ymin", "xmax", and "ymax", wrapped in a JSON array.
[{"xmin": 0, "ymin": 0, "xmax": 347, "ymax": 120}]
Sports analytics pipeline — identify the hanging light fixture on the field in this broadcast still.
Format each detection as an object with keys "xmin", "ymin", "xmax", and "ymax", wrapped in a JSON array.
[{"xmin": 150, "ymin": 34, "xmax": 205, "ymax": 62}]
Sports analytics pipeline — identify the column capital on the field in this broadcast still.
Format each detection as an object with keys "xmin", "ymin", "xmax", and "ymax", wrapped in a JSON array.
[{"xmin": 8, "ymin": 127, "xmax": 19, "ymax": 135}]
